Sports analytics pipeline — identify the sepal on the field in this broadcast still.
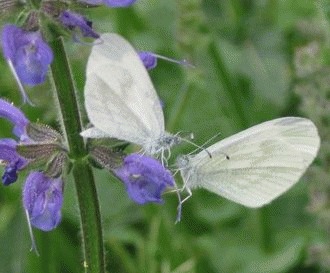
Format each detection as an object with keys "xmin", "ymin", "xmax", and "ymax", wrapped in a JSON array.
[
  {"xmin": 45, "ymin": 151, "xmax": 68, "ymax": 178},
  {"xmin": 89, "ymin": 146, "xmax": 124, "ymax": 170},
  {"xmin": 26, "ymin": 122, "xmax": 63, "ymax": 143},
  {"xmin": 16, "ymin": 143, "xmax": 65, "ymax": 160}
]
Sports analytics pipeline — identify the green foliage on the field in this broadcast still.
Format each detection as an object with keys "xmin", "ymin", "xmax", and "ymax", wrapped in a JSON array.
[{"xmin": 0, "ymin": 0, "xmax": 328, "ymax": 272}]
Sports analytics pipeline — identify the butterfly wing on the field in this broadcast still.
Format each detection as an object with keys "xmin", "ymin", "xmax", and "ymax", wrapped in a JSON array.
[
  {"xmin": 183, "ymin": 117, "xmax": 320, "ymax": 207},
  {"xmin": 81, "ymin": 33, "xmax": 165, "ymax": 147}
]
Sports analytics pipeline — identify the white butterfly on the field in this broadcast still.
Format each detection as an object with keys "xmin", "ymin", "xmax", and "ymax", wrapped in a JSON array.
[
  {"xmin": 80, "ymin": 33, "xmax": 180, "ymax": 157},
  {"xmin": 177, "ymin": 117, "xmax": 320, "ymax": 208}
]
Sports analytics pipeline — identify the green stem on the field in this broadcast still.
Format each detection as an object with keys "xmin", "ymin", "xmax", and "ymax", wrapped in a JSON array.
[
  {"xmin": 72, "ymin": 160, "xmax": 105, "ymax": 272},
  {"xmin": 49, "ymin": 37, "xmax": 105, "ymax": 273},
  {"xmin": 49, "ymin": 38, "xmax": 85, "ymax": 158}
]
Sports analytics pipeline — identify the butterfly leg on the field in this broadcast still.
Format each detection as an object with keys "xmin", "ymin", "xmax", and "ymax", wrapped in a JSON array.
[
  {"xmin": 175, "ymin": 187, "xmax": 192, "ymax": 223},
  {"xmin": 174, "ymin": 180, "xmax": 183, "ymax": 223}
]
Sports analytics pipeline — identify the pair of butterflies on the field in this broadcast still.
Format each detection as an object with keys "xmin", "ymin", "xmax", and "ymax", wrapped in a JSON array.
[{"xmin": 81, "ymin": 33, "xmax": 320, "ymax": 208}]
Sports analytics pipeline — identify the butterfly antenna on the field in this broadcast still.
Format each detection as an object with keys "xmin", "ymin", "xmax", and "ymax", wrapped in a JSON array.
[
  {"xmin": 25, "ymin": 209, "xmax": 39, "ymax": 256},
  {"xmin": 200, "ymin": 131, "xmax": 223, "ymax": 148},
  {"xmin": 181, "ymin": 137, "xmax": 212, "ymax": 158},
  {"xmin": 199, "ymin": 132, "xmax": 230, "ymax": 159},
  {"xmin": 185, "ymin": 131, "xmax": 230, "ymax": 159}
]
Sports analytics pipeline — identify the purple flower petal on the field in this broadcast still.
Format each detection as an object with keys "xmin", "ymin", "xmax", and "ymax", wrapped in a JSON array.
[
  {"xmin": 0, "ymin": 140, "xmax": 28, "ymax": 185},
  {"xmin": 138, "ymin": 51, "xmax": 157, "ymax": 70},
  {"xmin": 2, "ymin": 164, "xmax": 18, "ymax": 185},
  {"xmin": 23, "ymin": 172, "xmax": 63, "ymax": 231},
  {"xmin": 0, "ymin": 99, "xmax": 30, "ymax": 185},
  {"xmin": 1, "ymin": 24, "xmax": 53, "ymax": 86},
  {"xmin": 0, "ymin": 98, "xmax": 29, "ymax": 139},
  {"xmin": 114, "ymin": 153, "xmax": 174, "ymax": 204},
  {"xmin": 0, "ymin": 139, "xmax": 28, "ymax": 186},
  {"xmin": 0, "ymin": 140, "xmax": 27, "ymax": 169},
  {"xmin": 59, "ymin": 11, "xmax": 100, "ymax": 39},
  {"xmin": 103, "ymin": 0, "xmax": 137, "ymax": 7}
]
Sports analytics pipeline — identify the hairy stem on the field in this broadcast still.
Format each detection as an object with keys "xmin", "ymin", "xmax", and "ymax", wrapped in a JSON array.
[{"xmin": 49, "ymin": 37, "xmax": 105, "ymax": 273}]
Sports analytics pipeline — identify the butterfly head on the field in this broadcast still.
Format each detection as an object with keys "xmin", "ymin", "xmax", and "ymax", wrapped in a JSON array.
[
  {"xmin": 144, "ymin": 133, "xmax": 181, "ymax": 162},
  {"xmin": 175, "ymin": 155, "xmax": 191, "ymax": 170}
]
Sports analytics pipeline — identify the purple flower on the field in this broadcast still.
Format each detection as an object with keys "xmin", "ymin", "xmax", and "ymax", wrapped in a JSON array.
[
  {"xmin": 0, "ymin": 139, "xmax": 28, "ymax": 185},
  {"xmin": 0, "ymin": 98, "xmax": 29, "ymax": 140},
  {"xmin": 103, "ymin": 0, "xmax": 137, "ymax": 7},
  {"xmin": 80, "ymin": 0, "xmax": 137, "ymax": 7},
  {"xmin": 0, "ymin": 99, "xmax": 30, "ymax": 185},
  {"xmin": 2, "ymin": 164, "xmax": 18, "ymax": 185},
  {"xmin": 113, "ymin": 153, "xmax": 174, "ymax": 204},
  {"xmin": 23, "ymin": 171, "xmax": 63, "ymax": 231},
  {"xmin": 1, "ymin": 24, "xmax": 53, "ymax": 86},
  {"xmin": 59, "ymin": 11, "xmax": 100, "ymax": 39},
  {"xmin": 0, "ymin": 97, "xmax": 65, "ymax": 231},
  {"xmin": 138, "ymin": 51, "xmax": 157, "ymax": 70}
]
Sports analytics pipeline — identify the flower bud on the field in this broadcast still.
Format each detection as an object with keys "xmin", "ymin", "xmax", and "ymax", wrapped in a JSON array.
[
  {"xmin": 138, "ymin": 51, "xmax": 157, "ymax": 70},
  {"xmin": 58, "ymin": 11, "xmax": 100, "ymax": 39}
]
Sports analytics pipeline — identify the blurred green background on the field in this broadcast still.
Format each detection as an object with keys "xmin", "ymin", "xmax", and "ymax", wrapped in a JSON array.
[{"xmin": 0, "ymin": 0, "xmax": 329, "ymax": 272}]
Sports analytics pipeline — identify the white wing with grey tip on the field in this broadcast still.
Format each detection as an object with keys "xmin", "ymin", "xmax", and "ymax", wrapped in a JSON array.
[
  {"xmin": 81, "ymin": 33, "xmax": 165, "ymax": 148},
  {"xmin": 180, "ymin": 117, "xmax": 320, "ymax": 207}
]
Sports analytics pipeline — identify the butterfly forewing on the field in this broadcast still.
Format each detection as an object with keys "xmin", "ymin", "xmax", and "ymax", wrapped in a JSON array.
[
  {"xmin": 182, "ymin": 117, "xmax": 320, "ymax": 207},
  {"xmin": 83, "ymin": 33, "xmax": 165, "ymax": 146}
]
